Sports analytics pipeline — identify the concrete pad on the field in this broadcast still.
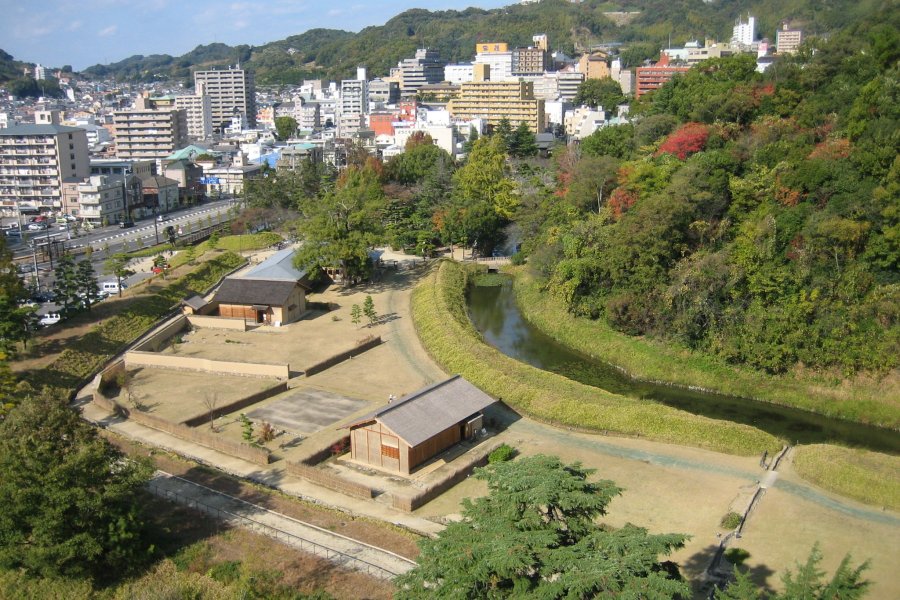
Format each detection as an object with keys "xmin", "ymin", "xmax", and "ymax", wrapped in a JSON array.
[{"xmin": 247, "ymin": 389, "xmax": 369, "ymax": 435}]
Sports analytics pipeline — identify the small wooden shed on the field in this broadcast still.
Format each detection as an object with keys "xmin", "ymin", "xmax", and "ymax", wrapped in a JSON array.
[
  {"xmin": 212, "ymin": 278, "xmax": 307, "ymax": 325},
  {"xmin": 347, "ymin": 375, "xmax": 496, "ymax": 474}
]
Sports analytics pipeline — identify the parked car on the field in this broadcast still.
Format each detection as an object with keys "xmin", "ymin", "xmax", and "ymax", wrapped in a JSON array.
[
  {"xmin": 16, "ymin": 263, "xmax": 34, "ymax": 274},
  {"xmin": 31, "ymin": 291, "xmax": 55, "ymax": 303},
  {"xmin": 27, "ymin": 222, "xmax": 48, "ymax": 231},
  {"xmin": 39, "ymin": 312, "xmax": 62, "ymax": 327}
]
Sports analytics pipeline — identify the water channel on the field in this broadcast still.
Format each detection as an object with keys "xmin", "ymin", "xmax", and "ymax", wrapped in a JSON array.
[{"xmin": 467, "ymin": 278, "xmax": 900, "ymax": 454}]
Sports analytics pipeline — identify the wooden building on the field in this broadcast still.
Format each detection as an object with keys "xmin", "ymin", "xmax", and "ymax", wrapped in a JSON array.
[
  {"xmin": 347, "ymin": 375, "xmax": 496, "ymax": 474},
  {"xmin": 210, "ymin": 248, "xmax": 316, "ymax": 325}
]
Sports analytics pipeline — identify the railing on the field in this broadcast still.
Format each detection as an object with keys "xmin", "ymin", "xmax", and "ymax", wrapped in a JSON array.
[{"xmin": 147, "ymin": 480, "xmax": 407, "ymax": 580}]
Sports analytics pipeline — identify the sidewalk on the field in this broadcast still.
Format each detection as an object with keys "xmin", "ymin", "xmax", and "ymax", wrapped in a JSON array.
[
  {"xmin": 79, "ymin": 396, "xmax": 444, "ymax": 538},
  {"xmin": 149, "ymin": 471, "xmax": 416, "ymax": 578}
]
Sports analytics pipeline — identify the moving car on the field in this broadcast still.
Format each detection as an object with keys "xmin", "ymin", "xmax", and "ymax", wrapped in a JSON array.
[{"xmin": 120, "ymin": 220, "xmax": 135, "ymax": 228}]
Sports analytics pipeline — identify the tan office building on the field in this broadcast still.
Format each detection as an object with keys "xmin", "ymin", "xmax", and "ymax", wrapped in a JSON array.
[
  {"xmin": 0, "ymin": 110, "xmax": 89, "ymax": 212},
  {"xmin": 448, "ymin": 80, "xmax": 545, "ymax": 133},
  {"xmin": 193, "ymin": 67, "xmax": 257, "ymax": 130}
]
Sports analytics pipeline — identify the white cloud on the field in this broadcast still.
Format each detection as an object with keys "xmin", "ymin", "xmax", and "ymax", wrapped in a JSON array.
[
  {"xmin": 68, "ymin": 20, "xmax": 84, "ymax": 32},
  {"xmin": 98, "ymin": 24, "xmax": 118, "ymax": 37}
]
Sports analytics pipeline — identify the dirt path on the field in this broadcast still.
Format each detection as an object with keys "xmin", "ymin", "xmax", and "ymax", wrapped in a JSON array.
[{"xmin": 149, "ymin": 471, "xmax": 417, "ymax": 579}]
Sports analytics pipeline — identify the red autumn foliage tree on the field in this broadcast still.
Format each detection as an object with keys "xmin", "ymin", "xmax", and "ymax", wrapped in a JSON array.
[
  {"xmin": 607, "ymin": 188, "xmax": 639, "ymax": 219},
  {"xmin": 656, "ymin": 123, "xmax": 709, "ymax": 160}
]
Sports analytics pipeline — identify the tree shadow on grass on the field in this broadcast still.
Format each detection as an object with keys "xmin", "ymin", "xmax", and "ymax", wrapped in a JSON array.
[
  {"xmin": 682, "ymin": 543, "xmax": 777, "ymax": 598},
  {"xmin": 176, "ymin": 465, "xmax": 280, "ymax": 511}
]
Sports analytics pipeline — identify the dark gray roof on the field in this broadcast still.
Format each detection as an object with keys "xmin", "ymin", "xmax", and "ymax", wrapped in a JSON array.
[
  {"xmin": 349, "ymin": 375, "xmax": 496, "ymax": 447},
  {"xmin": 0, "ymin": 123, "xmax": 84, "ymax": 136},
  {"xmin": 181, "ymin": 295, "xmax": 208, "ymax": 310},
  {"xmin": 212, "ymin": 277, "xmax": 299, "ymax": 307}
]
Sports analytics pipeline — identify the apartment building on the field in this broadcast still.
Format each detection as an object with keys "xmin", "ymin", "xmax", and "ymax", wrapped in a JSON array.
[
  {"xmin": 512, "ymin": 42, "xmax": 550, "ymax": 76},
  {"xmin": 398, "ymin": 49, "xmax": 446, "ymax": 97},
  {"xmin": 113, "ymin": 94, "xmax": 188, "ymax": 161},
  {"xmin": 445, "ymin": 64, "xmax": 475, "ymax": 84},
  {"xmin": 368, "ymin": 79, "xmax": 400, "ymax": 107},
  {"xmin": 534, "ymin": 71, "xmax": 584, "ymax": 101},
  {"xmin": 635, "ymin": 53, "xmax": 690, "ymax": 98},
  {"xmin": 578, "ymin": 51, "xmax": 611, "ymax": 79},
  {"xmin": 0, "ymin": 111, "xmax": 89, "ymax": 213},
  {"xmin": 448, "ymin": 80, "xmax": 545, "ymax": 133},
  {"xmin": 75, "ymin": 175, "xmax": 128, "ymax": 226},
  {"xmin": 776, "ymin": 23, "xmax": 804, "ymax": 54},
  {"xmin": 338, "ymin": 71, "xmax": 368, "ymax": 138},
  {"xmin": 175, "ymin": 81, "xmax": 213, "ymax": 141},
  {"xmin": 193, "ymin": 67, "xmax": 257, "ymax": 131}
]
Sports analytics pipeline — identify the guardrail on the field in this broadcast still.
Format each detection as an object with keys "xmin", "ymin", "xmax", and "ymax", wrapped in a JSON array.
[{"xmin": 147, "ymin": 479, "xmax": 407, "ymax": 580}]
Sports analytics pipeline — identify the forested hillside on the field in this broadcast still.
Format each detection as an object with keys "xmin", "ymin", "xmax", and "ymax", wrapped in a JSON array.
[
  {"xmin": 525, "ymin": 17, "xmax": 899, "ymax": 376},
  {"xmin": 81, "ymin": 0, "xmax": 894, "ymax": 84}
]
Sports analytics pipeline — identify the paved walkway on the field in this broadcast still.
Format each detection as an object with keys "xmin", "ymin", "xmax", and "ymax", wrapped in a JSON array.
[{"xmin": 149, "ymin": 471, "xmax": 416, "ymax": 579}]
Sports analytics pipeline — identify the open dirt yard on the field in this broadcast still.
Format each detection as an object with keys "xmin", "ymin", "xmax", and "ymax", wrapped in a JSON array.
[{"xmin": 115, "ymin": 367, "xmax": 274, "ymax": 423}]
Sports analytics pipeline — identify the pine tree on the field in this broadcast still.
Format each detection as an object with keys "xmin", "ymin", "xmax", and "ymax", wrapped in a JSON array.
[
  {"xmin": 75, "ymin": 259, "xmax": 100, "ymax": 312},
  {"xmin": 397, "ymin": 455, "xmax": 689, "ymax": 599},
  {"xmin": 52, "ymin": 254, "xmax": 80, "ymax": 316}
]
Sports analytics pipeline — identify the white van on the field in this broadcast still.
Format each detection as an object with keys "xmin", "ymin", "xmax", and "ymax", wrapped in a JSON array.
[{"xmin": 101, "ymin": 281, "xmax": 124, "ymax": 294}]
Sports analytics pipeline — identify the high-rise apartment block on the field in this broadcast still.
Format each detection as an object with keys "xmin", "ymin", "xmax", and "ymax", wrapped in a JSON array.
[
  {"xmin": 732, "ymin": 15, "xmax": 756, "ymax": 47},
  {"xmin": 338, "ymin": 73, "xmax": 368, "ymax": 137},
  {"xmin": 448, "ymin": 80, "xmax": 545, "ymax": 133},
  {"xmin": 398, "ymin": 49, "xmax": 446, "ymax": 96},
  {"xmin": 192, "ymin": 67, "xmax": 257, "ymax": 131},
  {"xmin": 0, "ymin": 110, "xmax": 90, "ymax": 212},
  {"xmin": 175, "ymin": 81, "xmax": 213, "ymax": 141},
  {"xmin": 113, "ymin": 93, "xmax": 188, "ymax": 161},
  {"xmin": 776, "ymin": 23, "xmax": 804, "ymax": 54}
]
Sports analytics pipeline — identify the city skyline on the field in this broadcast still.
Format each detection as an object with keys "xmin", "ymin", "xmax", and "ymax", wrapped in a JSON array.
[{"xmin": 1, "ymin": 0, "xmax": 510, "ymax": 72}]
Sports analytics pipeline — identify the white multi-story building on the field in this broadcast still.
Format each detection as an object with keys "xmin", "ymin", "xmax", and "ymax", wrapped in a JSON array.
[
  {"xmin": 445, "ymin": 64, "xmax": 475, "ymax": 84},
  {"xmin": 0, "ymin": 111, "xmax": 90, "ymax": 213},
  {"xmin": 534, "ymin": 71, "xmax": 584, "ymax": 101},
  {"xmin": 475, "ymin": 49, "xmax": 513, "ymax": 81},
  {"xmin": 175, "ymin": 81, "xmax": 213, "ymax": 141},
  {"xmin": 338, "ymin": 72, "xmax": 368, "ymax": 137},
  {"xmin": 75, "ymin": 175, "xmax": 127, "ymax": 226},
  {"xmin": 776, "ymin": 23, "xmax": 804, "ymax": 54},
  {"xmin": 193, "ymin": 66, "xmax": 257, "ymax": 131},
  {"xmin": 34, "ymin": 64, "xmax": 47, "ymax": 80},
  {"xmin": 732, "ymin": 15, "xmax": 756, "ymax": 47}
]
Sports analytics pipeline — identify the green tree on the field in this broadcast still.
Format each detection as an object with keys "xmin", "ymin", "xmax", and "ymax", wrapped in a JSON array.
[
  {"xmin": 293, "ymin": 164, "xmax": 385, "ymax": 285},
  {"xmin": 493, "ymin": 117, "xmax": 513, "ymax": 152},
  {"xmin": 573, "ymin": 77, "xmax": 627, "ymax": 113},
  {"xmin": 350, "ymin": 303, "xmax": 362, "ymax": 327},
  {"xmin": 105, "ymin": 254, "xmax": 134, "ymax": 297},
  {"xmin": 462, "ymin": 126, "xmax": 479, "ymax": 154},
  {"xmin": 396, "ymin": 455, "xmax": 688, "ymax": 598},
  {"xmin": 508, "ymin": 122, "xmax": 537, "ymax": 158},
  {"xmin": 75, "ymin": 259, "xmax": 100, "ymax": 312},
  {"xmin": 0, "ymin": 392, "xmax": 152, "ymax": 580},
  {"xmin": 273, "ymin": 116, "xmax": 298, "ymax": 141},
  {"xmin": 362, "ymin": 295, "xmax": 377, "ymax": 326},
  {"xmin": 581, "ymin": 123, "xmax": 635, "ymax": 159},
  {"xmin": 52, "ymin": 254, "xmax": 80, "ymax": 316}
]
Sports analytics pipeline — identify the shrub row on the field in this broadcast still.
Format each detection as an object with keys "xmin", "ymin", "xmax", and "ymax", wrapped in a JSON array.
[
  {"xmin": 411, "ymin": 261, "xmax": 781, "ymax": 456},
  {"xmin": 37, "ymin": 252, "xmax": 246, "ymax": 397},
  {"xmin": 512, "ymin": 268, "xmax": 900, "ymax": 430}
]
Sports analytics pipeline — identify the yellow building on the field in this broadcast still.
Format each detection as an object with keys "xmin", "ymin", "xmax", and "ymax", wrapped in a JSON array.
[
  {"xmin": 475, "ymin": 42, "xmax": 508, "ymax": 53},
  {"xmin": 448, "ymin": 80, "xmax": 545, "ymax": 133},
  {"xmin": 578, "ymin": 51, "xmax": 611, "ymax": 80}
]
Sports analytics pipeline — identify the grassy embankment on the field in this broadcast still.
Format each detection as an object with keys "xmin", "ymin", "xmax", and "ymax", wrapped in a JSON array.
[
  {"xmin": 511, "ymin": 267, "xmax": 900, "ymax": 509},
  {"xmin": 33, "ymin": 250, "xmax": 246, "ymax": 398},
  {"xmin": 792, "ymin": 445, "xmax": 900, "ymax": 511},
  {"xmin": 511, "ymin": 267, "xmax": 900, "ymax": 430},
  {"xmin": 411, "ymin": 260, "xmax": 780, "ymax": 456}
]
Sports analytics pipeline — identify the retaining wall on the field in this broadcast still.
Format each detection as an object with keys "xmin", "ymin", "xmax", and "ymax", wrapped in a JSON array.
[
  {"xmin": 134, "ymin": 314, "xmax": 189, "ymax": 352},
  {"xmin": 125, "ymin": 351, "xmax": 289, "ymax": 379},
  {"xmin": 304, "ymin": 336, "xmax": 383, "ymax": 377},
  {"xmin": 391, "ymin": 441, "xmax": 501, "ymax": 512},
  {"xmin": 187, "ymin": 314, "xmax": 247, "ymax": 331},
  {"xmin": 284, "ymin": 461, "xmax": 374, "ymax": 499}
]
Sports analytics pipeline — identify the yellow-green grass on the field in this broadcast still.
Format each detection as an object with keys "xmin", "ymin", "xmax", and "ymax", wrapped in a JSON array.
[
  {"xmin": 169, "ymin": 232, "xmax": 283, "ymax": 268},
  {"xmin": 792, "ymin": 445, "xmax": 900, "ymax": 510},
  {"xmin": 512, "ymin": 268, "xmax": 900, "ymax": 430},
  {"xmin": 412, "ymin": 260, "xmax": 781, "ymax": 456},
  {"xmin": 34, "ymin": 251, "xmax": 246, "ymax": 397}
]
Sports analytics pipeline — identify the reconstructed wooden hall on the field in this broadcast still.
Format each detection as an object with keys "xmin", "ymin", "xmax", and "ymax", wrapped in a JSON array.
[{"xmin": 346, "ymin": 375, "xmax": 496, "ymax": 475}]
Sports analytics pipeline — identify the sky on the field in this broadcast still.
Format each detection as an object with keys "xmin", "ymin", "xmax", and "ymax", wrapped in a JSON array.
[{"xmin": 1, "ymin": 0, "xmax": 511, "ymax": 71}]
